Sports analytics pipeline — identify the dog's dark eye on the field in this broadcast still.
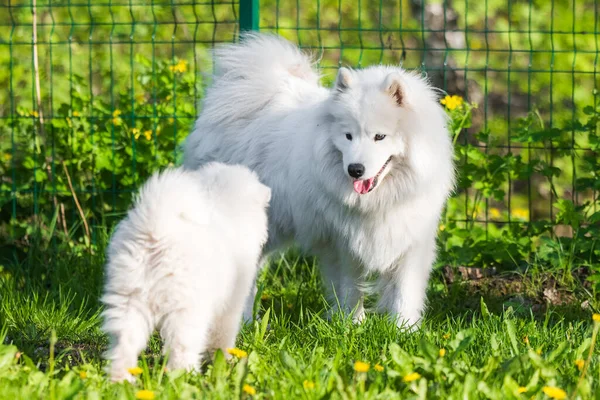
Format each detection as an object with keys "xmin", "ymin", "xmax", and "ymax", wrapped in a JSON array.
[
  {"xmin": 374, "ymin": 134, "xmax": 386, "ymax": 141},
  {"xmin": 345, "ymin": 133, "xmax": 353, "ymax": 141}
]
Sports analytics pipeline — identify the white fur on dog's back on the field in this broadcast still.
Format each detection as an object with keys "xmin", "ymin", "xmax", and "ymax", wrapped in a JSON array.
[{"xmin": 129, "ymin": 169, "xmax": 213, "ymax": 235}]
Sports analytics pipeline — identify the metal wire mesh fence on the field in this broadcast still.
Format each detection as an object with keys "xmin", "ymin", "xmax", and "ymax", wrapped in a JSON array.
[{"xmin": 0, "ymin": 0, "xmax": 598, "ymax": 251}]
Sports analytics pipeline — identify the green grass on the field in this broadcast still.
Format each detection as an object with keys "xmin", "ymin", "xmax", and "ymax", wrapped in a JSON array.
[{"xmin": 1, "ymin": 234, "xmax": 599, "ymax": 399}]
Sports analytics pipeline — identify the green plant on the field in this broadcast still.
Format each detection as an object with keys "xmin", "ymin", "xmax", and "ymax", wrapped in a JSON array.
[{"xmin": 0, "ymin": 56, "xmax": 198, "ymax": 253}]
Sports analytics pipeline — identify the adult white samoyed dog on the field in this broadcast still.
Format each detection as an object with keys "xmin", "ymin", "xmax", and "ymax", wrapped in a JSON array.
[{"xmin": 184, "ymin": 34, "xmax": 455, "ymax": 328}]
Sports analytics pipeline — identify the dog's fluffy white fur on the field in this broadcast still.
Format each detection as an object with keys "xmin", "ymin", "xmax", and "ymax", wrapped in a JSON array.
[
  {"xmin": 184, "ymin": 34, "xmax": 454, "ymax": 328},
  {"xmin": 101, "ymin": 163, "xmax": 271, "ymax": 382}
]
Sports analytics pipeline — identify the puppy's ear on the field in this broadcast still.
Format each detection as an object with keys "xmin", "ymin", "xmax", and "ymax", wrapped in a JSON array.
[
  {"xmin": 334, "ymin": 67, "xmax": 353, "ymax": 92},
  {"xmin": 382, "ymin": 72, "xmax": 404, "ymax": 107}
]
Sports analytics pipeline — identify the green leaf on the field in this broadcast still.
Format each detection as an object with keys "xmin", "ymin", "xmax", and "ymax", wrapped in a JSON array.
[
  {"xmin": 279, "ymin": 350, "xmax": 298, "ymax": 371},
  {"xmin": 480, "ymin": 297, "xmax": 491, "ymax": 320},
  {"xmin": 504, "ymin": 319, "xmax": 520, "ymax": 355},
  {"xmin": 0, "ymin": 344, "xmax": 18, "ymax": 370}
]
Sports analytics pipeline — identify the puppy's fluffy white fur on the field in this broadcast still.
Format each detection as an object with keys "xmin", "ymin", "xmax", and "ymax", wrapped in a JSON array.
[
  {"xmin": 184, "ymin": 34, "xmax": 454, "ymax": 328},
  {"xmin": 101, "ymin": 163, "xmax": 271, "ymax": 382}
]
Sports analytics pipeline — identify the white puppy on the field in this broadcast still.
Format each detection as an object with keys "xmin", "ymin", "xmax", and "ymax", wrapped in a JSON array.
[
  {"xmin": 101, "ymin": 163, "xmax": 271, "ymax": 382},
  {"xmin": 184, "ymin": 34, "xmax": 455, "ymax": 329}
]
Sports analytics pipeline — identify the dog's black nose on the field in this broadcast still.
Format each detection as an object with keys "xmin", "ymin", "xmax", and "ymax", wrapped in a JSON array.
[{"xmin": 348, "ymin": 163, "xmax": 365, "ymax": 178}]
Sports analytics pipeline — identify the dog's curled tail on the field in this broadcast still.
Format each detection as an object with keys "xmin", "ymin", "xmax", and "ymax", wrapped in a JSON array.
[
  {"xmin": 199, "ymin": 33, "xmax": 320, "ymax": 127},
  {"xmin": 213, "ymin": 33, "xmax": 318, "ymax": 83}
]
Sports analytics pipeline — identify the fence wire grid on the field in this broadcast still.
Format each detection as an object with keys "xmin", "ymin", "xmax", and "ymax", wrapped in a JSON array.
[{"xmin": 0, "ymin": 0, "xmax": 598, "ymax": 248}]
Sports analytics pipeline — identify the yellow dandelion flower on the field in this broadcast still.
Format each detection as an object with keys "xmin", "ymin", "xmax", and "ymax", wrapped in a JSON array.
[
  {"xmin": 227, "ymin": 348, "xmax": 248, "ymax": 358},
  {"xmin": 517, "ymin": 387, "xmax": 527, "ymax": 394},
  {"xmin": 303, "ymin": 380, "xmax": 315, "ymax": 389},
  {"xmin": 442, "ymin": 333, "xmax": 450, "ymax": 340},
  {"xmin": 353, "ymin": 361, "xmax": 370, "ymax": 373},
  {"xmin": 128, "ymin": 366, "xmax": 143, "ymax": 376},
  {"xmin": 439, "ymin": 348, "xmax": 446, "ymax": 357},
  {"xmin": 72, "ymin": 111, "xmax": 81, "ymax": 117},
  {"xmin": 135, "ymin": 390, "xmax": 155, "ymax": 400},
  {"xmin": 593, "ymin": 313, "xmax": 600, "ymax": 322},
  {"xmin": 30, "ymin": 110, "xmax": 39, "ymax": 118},
  {"xmin": 242, "ymin": 384, "xmax": 256, "ymax": 395},
  {"xmin": 3, "ymin": 153, "xmax": 12, "ymax": 162},
  {"xmin": 112, "ymin": 118, "xmax": 122, "ymax": 126},
  {"xmin": 542, "ymin": 386, "xmax": 566, "ymax": 399},
  {"xmin": 536, "ymin": 348, "xmax": 542, "ymax": 355},
  {"xmin": 523, "ymin": 336, "xmax": 530, "ymax": 345},
  {"xmin": 169, "ymin": 117, "xmax": 174, "ymax": 124},
  {"xmin": 512, "ymin": 208, "xmax": 529, "ymax": 220},
  {"xmin": 112, "ymin": 109, "xmax": 121, "ymax": 117},
  {"xmin": 439, "ymin": 224, "xmax": 445, "ymax": 231},
  {"xmin": 131, "ymin": 128, "xmax": 141, "ymax": 140},
  {"xmin": 440, "ymin": 95, "xmax": 463, "ymax": 111},
  {"xmin": 403, "ymin": 372, "xmax": 421, "ymax": 382},
  {"xmin": 169, "ymin": 60, "xmax": 187, "ymax": 73},
  {"xmin": 489, "ymin": 207, "xmax": 501, "ymax": 218},
  {"xmin": 79, "ymin": 370, "xmax": 87, "ymax": 379},
  {"xmin": 142, "ymin": 130, "xmax": 153, "ymax": 139},
  {"xmin": 374, "ymin": 364, "xmax": 384, "ymax": 372},
  {"xmin": 575, "ymin": 359, "xmax": 585, "ymax": 371}
]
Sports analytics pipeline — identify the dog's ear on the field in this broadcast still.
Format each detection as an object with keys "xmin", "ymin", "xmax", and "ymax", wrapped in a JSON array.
[
  {"xmin": 382, "ymin": 72, "xmax": 404, "ymax": 107},
  {"xmin": 334, "ymin": 67, "xmax": 352, "ymax": 92}
]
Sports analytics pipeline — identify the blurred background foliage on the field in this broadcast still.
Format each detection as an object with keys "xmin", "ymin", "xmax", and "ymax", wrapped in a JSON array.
[{"xmin": 0, "ymin": 0, "xmax": 598, "ymax": 279}]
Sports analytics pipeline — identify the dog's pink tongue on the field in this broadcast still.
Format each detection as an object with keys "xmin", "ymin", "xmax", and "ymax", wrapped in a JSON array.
[{"xmin": 353, "ymin": 178, "xmax": 374, "ymax": 194}]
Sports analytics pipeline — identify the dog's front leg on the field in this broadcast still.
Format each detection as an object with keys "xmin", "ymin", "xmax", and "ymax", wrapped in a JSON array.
[
  {"xmin": 317, "ymin": 248, "xmax": 365, "ymax": 323},
  {"xmin": 376, "ymin": 237, "xmax": 436, "ymax": 330}
]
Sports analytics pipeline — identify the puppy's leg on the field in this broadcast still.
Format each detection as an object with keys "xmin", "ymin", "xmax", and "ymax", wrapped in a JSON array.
[
  {"xmin": 241, "ymin": 255, "xmax": 268, "ymax": 323},
  {"xmin": 241, "ymin": 283, "xmax": 258, "ymax": 323},
  {"xmin": 206, "ymin": 309, "xmax": 243, "ymax": 359},
  {"xmin": 208, "ymin": 266, "xmax": 255, "ymax": 356},
  {"xmin": 317, "ymin": 248, "xmax": 365, "ymax": 323},
  {"xmin": 376, "ymin": 237, "xmax": 436, "ymax": 330},
  {"xmin": 160, "ymin": 307, "xmax": 211, "ymax": 372},
  {"xmin": 102, "ymin": 295, "xmax": 153, "ymax": 383}
]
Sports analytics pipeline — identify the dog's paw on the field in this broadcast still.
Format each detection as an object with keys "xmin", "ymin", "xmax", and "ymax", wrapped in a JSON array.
[{"xmin": 352, "ymin": 309, "xmax": 366, "ymax": 324}]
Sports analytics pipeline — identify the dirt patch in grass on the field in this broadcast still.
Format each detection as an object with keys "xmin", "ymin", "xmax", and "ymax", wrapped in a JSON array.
[{"xmin": 439, "ymin": 266, "xmax": 592, "ymax": 316}]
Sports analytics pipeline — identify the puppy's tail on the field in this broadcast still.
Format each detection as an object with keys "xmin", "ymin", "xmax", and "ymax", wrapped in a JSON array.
[{"xmin": 199, "ymin": 33, "xmax": 321, "ymax": 127}]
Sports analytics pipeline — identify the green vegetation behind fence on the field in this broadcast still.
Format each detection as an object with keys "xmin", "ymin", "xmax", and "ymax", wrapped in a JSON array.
[{"xmin": 1, "ymin": 0, "xmax": 598, "ymax": 271}]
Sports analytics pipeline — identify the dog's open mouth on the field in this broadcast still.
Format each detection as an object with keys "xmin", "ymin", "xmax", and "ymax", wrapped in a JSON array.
[{"xmin": 352, "ymin": 157, "xmax": 392, "ymax": 195}]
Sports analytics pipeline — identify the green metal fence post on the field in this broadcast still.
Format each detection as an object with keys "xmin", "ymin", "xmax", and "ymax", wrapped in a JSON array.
[{"xmin": 239, "ymin": 0, "xmax": 259, "ymax": 31}]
